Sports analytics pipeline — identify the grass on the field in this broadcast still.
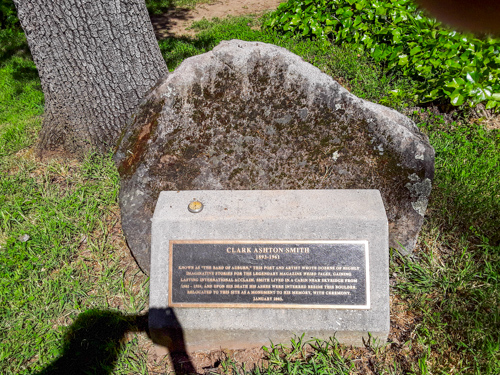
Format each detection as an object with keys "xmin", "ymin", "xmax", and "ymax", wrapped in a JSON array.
[
  {"xmin": 0, "ymin": 148, "xmax": 150, "ymax": 373},
  {"xmin": 389, "ymin": 113, "xmax": 500, "ymax": 374},
  {"xmin": 216, "ymin": 335, "xmax": 354, "ymax": 374},
  {"xmin": 0, "ymin": 30, "xmax": 149, "ymax": 374},
  {"xmin": 159, "ymin": 16, "xmax": 416, "ymax": 109},
  {"xmin": 0, "ymin": 29, "xmax": 43, "ymax": 157},
  {"xmin": 260, "ymin": 336, "xmax": 354, "ymax": 374},
  {"xmin": 0, "ymin": 10, "xmax": 499, "ymax": 375},
  {"xmin": 422, "ymin": 116, "xmax": 500, "ymax": 243},
  {"xmin": 393, "ymin": 237, "xmax": 500, "ymax": 373},
  {"xmin": 145, "ymin": 0, "xmax": 212, "ymax": 14}
]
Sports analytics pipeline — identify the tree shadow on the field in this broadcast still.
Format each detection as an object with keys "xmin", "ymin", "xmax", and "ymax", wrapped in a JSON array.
[
  {"xmin": 9, "ymin": 59, "xmax": 40, "ymax": 85},
  {"xmin": 34, "ymin": 308, "xmax": 197, "ymax": 375},
  {"xmin": 150, "ymin": 7, "xmax": 196, "ymax": 39},
  {"xmin": 146, "ymin": 0, "xmax": 177, "ymax": 17},
  {"xmin": 0, "ymin": 29, "xmax": 33, "ymax": 65}
]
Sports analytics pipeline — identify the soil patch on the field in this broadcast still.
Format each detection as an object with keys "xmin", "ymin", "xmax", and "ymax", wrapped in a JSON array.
[{"xmin": 151, "ymin": 0, "xmax": 283, "ymax": 38}]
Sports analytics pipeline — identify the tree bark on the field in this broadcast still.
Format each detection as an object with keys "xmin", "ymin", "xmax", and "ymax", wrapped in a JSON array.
[{"xmin": 13, "ymin": 0, "xmax": 168, "ymax": 155}]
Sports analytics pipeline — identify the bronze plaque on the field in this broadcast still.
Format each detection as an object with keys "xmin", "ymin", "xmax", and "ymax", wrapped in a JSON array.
[{"xmin": 169, "ymin": 240, "xmax": 370, "ymax": 309}]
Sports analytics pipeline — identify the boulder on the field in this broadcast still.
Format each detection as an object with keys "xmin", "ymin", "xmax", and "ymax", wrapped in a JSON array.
[{"xmin": 115, "ymin": 40, "xmax": 434, "ymax": 273}]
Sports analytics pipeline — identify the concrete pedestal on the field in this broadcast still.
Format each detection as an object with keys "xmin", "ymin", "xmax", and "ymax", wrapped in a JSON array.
[{"xmin": 149, "ymin": 190, "xmax": 389, "ymax": 351}]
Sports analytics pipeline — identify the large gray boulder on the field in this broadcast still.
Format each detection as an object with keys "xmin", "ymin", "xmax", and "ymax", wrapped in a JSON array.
[{"xmin": 115, "ymin": 40, "xmax": 434, "ymax": 273}]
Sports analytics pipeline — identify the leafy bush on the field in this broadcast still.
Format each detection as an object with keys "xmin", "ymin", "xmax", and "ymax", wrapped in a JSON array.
[
  {"xmin": 0, "ymin": 0, "xmax": 18, "ymax": 30},
  {"xmin": 265, "ymin": 0, "xmax": 500, "ymax": 109}
]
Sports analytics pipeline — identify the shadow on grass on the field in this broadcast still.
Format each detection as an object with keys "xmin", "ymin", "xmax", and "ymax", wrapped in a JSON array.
[
  {"xmin": 146, "ymin": 0, "xmax": 176, "ymax": 16},
  {"xmin": 35, "ymin": 308, "xmax": 196, "ymax": 375},
  {"xmin": 0, "ymin": 28, "xmax": 32, "ymax": 65}
]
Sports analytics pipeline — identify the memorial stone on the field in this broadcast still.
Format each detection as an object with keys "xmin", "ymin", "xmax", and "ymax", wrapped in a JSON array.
[
  {"xmin": 115, "ymin": 40, "xmax": 435, "ymax": 273},
  {"xmin": 149, "ymin": 189, "xmax": 389, "ymax": 350}
]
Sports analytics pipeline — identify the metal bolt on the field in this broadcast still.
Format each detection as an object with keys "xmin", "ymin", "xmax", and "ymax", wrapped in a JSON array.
[{"xmin": 188, "ymin": 200, "xmax": 203, "ymax": 213}]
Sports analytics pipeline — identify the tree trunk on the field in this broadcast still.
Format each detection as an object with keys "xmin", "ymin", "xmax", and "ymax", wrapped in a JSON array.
[{"xmin": 13, "ymin": 0, "xmax": 168, "ymax": 155}]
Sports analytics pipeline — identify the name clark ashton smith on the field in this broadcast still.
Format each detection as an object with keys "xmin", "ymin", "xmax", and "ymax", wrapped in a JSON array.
[{"xmin": 226, "ymin": 247, "xmax": 310, "ymax": 254}]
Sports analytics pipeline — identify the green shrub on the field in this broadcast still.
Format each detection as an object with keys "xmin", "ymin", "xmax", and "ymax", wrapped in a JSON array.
[
  {"xmin": 0, "ymin": 0, "xmax": 19, "ymax": 30},
  {"xmin": 265, "ymin": 0, "xmax": 500, "ymax": 109}
]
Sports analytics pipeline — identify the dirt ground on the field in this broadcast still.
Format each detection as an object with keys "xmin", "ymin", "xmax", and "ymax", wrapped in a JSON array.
[{"xmin": 150, "ymin": 0, "xmax": 283, "ymax": 38}]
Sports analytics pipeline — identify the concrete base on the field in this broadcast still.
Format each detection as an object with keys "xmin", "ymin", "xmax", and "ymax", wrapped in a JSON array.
[{"xmin": 150, "ymin": 190, "xmax": 389, "ymax": 351}]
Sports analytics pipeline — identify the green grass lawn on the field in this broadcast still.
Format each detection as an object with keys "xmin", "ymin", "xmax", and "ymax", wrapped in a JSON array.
[{"xmin": 0, "ymin": 10, "xmax": 499, "ymax": 375}]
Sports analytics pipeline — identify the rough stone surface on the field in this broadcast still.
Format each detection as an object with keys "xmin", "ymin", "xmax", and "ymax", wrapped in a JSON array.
[
  {"xmin": 149, "ymin": 189, "xmax": 389, "ymax": 350},
  {"xmin": 115, "ymin": 40, "xmax": 435, "ymax": 273}
]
